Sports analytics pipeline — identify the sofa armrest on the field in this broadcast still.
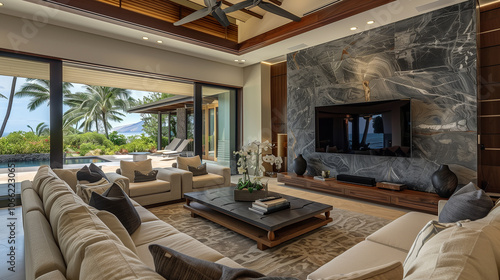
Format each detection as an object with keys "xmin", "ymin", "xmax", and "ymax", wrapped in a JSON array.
[
  {"xmin": 158, "ymin": 167, "xmax": 193, "ymax": 195},
  {"xmin": 105, "ymin": 173, "xmax": 130, "ymax": 196},
  {"xmin": 155, "ymin": 168, "xmax": 182, "ymax": 188},
  {"xmin": 206, "ymin": 164, "xmax": 231, "ymax": 187},
  {"xmin": 438, "ymin": 200, "xmax": 447, "ymax": 216}
]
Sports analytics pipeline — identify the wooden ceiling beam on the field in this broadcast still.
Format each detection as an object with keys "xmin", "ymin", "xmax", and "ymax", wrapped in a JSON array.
[
  {"xmin": 221, "ymin": 0, "xmax": 264, "ymax": 19},
  {"xmin": 268, "ymin": 0, "xmax": 282, "ymax": 6},
  {"xmin": 238, "ymin": 0, "xmax": 395, "ymax": 54}
]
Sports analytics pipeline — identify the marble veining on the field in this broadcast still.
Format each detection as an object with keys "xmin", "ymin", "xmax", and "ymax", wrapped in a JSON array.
[{"xmin": 287, "ymin": 1, "xmax": 477, "ymax": 192}]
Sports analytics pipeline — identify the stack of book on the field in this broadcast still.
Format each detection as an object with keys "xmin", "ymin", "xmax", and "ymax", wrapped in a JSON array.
[{"xmin": 248, "ymin": 196, "xmax": 290, "ymax": 215}]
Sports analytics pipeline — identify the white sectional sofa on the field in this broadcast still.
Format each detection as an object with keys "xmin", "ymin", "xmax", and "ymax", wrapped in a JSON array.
[
  {"xmin": 308, "ymin": 200, "xmax": 500, "ymax": 279},
  {"xmin": 22, "ymin": 166, "xmax": 240, "ymax": 280}
]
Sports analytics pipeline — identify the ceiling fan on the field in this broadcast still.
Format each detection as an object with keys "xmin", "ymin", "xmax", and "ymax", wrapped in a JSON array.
[
  {"xmin": 224, "ymin": 0, "xmax": 301, "ymax": 22},
  {"xmin": 174, "ymin": 0, "xmax": 230, "ymax": 27}
]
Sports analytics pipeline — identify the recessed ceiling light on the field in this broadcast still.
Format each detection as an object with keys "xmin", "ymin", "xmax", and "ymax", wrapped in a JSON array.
[
  {"xmin": 234, "ymin": 59, "xmax": 239, "ymax": 62},
  {"xmin": 350, "ymin": 27, "xmax": 357, "ymax": 31},
  {"xmin": 0, "ymin": 3, "xmax": 4, "ymax": 6},
  {"xmin": 367, "ymin": 20, "xmax": 375, "ymax": 25},
  {"xmin": 157, "ymin": 40, "xmax": 163, "ymax": 44},
  {"xmin": 142, "ymin": 36, "xmax": 149, "ymax": 40},
  {"xmin": 241, "ymin": 60, "xmax": 246, "ymax": 62}
]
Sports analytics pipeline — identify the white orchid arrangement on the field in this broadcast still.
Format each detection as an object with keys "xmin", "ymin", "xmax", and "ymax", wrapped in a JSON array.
[{"xmin": 234, "ymin": 140, "xmax": 283, "ymax": 192}]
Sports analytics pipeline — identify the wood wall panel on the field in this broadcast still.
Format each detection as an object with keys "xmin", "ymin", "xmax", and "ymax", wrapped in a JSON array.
[
  {"xmin": 480, "ymin": 65, "xmax": 500, "ymax": 84},
  {"xmin": 480, "ymin": 8, "xmax": 500, "ymax": 31},
  {"xmin": 480, "ymin": 45, "xmax": 500, "ymax": 66},
  {"xmin": 480, "ymin": 135, "xmax": 500, "ymax": 148},
  {"xmin": 480, "ymin": 83, "xmax": 500, "ymax": 100},
  {"xmin": 480, "ymin": 165, "xmax": 500, "ymax": 191},
  {"xmin": 480, "ymin": 100, "xmax": 500, "ymax": 115},
  {"xmin": 480, "ymin": 29, "xmax": 500, "ymax": 48},
  {"xmin": 481, "ymin": 117, "xmax": 500, "ymax": 134},
  {"xmin": 481, "ymin": 150, "xmax": 500, "ymax": 165}
]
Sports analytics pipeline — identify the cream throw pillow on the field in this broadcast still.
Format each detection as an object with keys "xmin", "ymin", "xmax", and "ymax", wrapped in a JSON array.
[
  {"xmin": 403, "ymin": 220, "xmax": 464, "ymax": 270},
  {"xmin": 320, "ymin": 261, "xmax": 403, "ymax": 280},
  {"xmin": 120, "ymin": 159, "xmax": 153, "ymax": 181},
  {"xmin": 77, "ymin": 179, "xmax": 111, "ymax": 204},
  {"xmin": 177, "ymin": 156, "xmax": 202, "ymax": 171}
]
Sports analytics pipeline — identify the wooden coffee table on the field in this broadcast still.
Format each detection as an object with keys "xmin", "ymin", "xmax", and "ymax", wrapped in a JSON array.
[{"xmin": 184, "ymin": 187, "xmax": 333, "ymax": 250}]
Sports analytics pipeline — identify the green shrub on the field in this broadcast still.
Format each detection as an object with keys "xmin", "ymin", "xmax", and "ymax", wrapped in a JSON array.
[
  {"xmin": 64, "ymin": 132, "xmax": 114, "ymax": 149},
  {"xmin": 123, "ymin": 134, "xmax": 155, "ymax": 152},
  {"xmin": 0, "ymin": 131, "xmax": 50, "ymax": 155},
  {"xmin": 109, "ymin": 131, "xmax": 127, "ymax": 146}
]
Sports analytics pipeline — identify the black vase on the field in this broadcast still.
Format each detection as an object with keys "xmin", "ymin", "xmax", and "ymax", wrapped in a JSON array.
[
  {"xmin": 294, "ymin": 154, "xmax": 307, "ymax": 175},
  {"xmin": 431, "ymin": 165, "xmax": 458, "ymax": 198}
]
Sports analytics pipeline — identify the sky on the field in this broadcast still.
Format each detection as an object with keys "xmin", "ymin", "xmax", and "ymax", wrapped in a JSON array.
[{"xmin": 0, "ymin": 75, "xmax": 144, "ymax": 135}]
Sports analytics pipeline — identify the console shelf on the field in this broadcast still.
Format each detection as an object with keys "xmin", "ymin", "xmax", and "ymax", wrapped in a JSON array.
[{"xmin": 277, "ymin": 172, "xmax": 443, "ymax": 214}]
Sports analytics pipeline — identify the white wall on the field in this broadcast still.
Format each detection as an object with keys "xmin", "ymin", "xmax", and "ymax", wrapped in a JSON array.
[
  {"xmin": 242, "ymin": 62, "xmax": 271, "ymax": 144},
  {"xmin": 0, "ymin": 14, "xmax": 244, "ymax": 87}
]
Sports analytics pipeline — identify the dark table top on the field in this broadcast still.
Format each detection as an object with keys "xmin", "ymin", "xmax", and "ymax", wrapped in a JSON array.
[{"xmin": 184, "ymin": 187, "xmax": 333, "ymax": 232}]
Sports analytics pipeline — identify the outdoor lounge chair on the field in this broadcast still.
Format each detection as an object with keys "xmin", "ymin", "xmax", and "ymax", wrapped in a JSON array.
[
  {"xmin": 162, "ymin": 139, "xmax": 190, "ymax": 157},
  {"xmin": 154, "ymin": 138, "xmax": 182, "ymax": 154}
]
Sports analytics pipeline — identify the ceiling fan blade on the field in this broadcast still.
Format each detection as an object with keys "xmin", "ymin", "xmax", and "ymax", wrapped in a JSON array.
[
  {"xmin": 213, "ymin": 7, "xmax": 231, "ymax": 27},
  {"xmin": 223, "ymin": 0, "xmax": 254, "ymax": 14},
  {"xmin": 174, "ymin": 8, "xmax": 211, "ymax": 26},
  {"xmin": 258, "ymin": 2, "xmax": 301, "ymax": 22}
]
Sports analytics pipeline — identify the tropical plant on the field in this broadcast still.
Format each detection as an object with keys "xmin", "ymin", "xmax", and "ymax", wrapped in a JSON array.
[
  {"xmin": 109, "ymin": 131, "xmax": 127, "ymax": 146},
  {"xmin": 0, "ymin": 77, "xmax": 17, "ymax": 137},
  {"xmin": 27, "ymin": 122, "xmax": 50, "ymax": 136},
  {"xmin": 63, "ymin": 86, "xmax": 136, "ymax": 138},
  {"xmin": 14, "ymin": 78, "xmax": 73, "ymax": 111}
]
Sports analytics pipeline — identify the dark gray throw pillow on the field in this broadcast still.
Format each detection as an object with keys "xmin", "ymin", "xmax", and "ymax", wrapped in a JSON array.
[
  {"xmin": 134, "ymin": 170, "xmax": 158, "ymax": 183},
  {"xmin": 89, "ymin": 162, "xmax": 108, "ymax": 181},
  {"xmin": 439, "ymin": 182, "xmax": 493, "ymax": 223},
  {"xmin": 77, "ymin": 165, "xmax": 103, "ymax": 183},
  {"xmin": 89, "ymin": 183, "xmax": 141, "ymax": 235},
  {"xmin": 188, "ymin": 163, "xmax": 208, "ymax": 176},
  {"xmin": 149, "ymin": 244, "xmax": 267, "ymax": 280}
]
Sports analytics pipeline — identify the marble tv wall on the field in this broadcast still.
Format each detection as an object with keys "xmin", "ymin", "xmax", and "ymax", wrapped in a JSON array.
[{"xmin": 287, "ymin": 1, "xmax": 477, "ymax": 192}]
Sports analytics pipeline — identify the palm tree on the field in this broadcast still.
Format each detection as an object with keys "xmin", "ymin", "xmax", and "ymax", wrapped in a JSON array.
[
  {"xmin": 27, "ymin": 122, "xmax": 50, "ymax": 136},
  {"xmin": 0, "ymin": 77, "xmax": 17, "ymax": 137},
  {"xmin": 64, "ymin": 86, "xmax": 135, "ymax": 138},
  {"xmin": 14, "ymin": 78, "xmax": 73, "ymax": 111}
]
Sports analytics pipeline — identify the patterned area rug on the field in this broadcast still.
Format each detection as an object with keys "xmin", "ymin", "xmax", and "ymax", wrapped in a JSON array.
[{"xmin": 149, "ymin": 203, "xmax": 390, "ymax": 280}]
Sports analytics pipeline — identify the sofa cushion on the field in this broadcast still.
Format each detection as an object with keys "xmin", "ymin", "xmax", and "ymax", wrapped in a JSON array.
[
  {"xmin": 214, "ymin": 257, "xmax": 244, "ymax": 269},
  {"xmin": 134, "ymin": 170, "xmax": 158, "ymax": 183},
  {"xmin": 148, "ymin": 244, "xmax": 265, "ymax": 280},
  {"xmin": 32, "ymin": 165, "xmax": 58, "ymax": 194},
  {"xmin": 76, "ymin": 180, "xmax": 112, "ymax": 204},
  {"xmin": 192, "ymin": 174, "xmax": 225, "ymax": 189},
  {"xmin": 89, "ymin": 184, "xmax": 141, "ymax": 235},
  {"xmin": 131, "ymin": 220, "xmax": 180, "ymax": 247},
  {"xmin": 135, "ymin": 205, "xmax": 160, "ymax": 223},
  {"xmin": 24, "ymin": 210, "xmax": 67, "ymax": 279},
  {"xmin": 77, "ymin": 165, "xmax": 105, "ymax": 183},
  {"xmin": 120, "ymin": 159, "xmax": 153, "ymax": 181},
  {"xmin": 22, "ymin": 187, "xmax": 45, "ymax": 217},
  {"xmin": 307, "ymin": 241, "xmax": 408, "ymax": 280},
  {"xmin": 129, "ymin": 180, "xmax": 171, "ymax": 197},
  {"xmin": 177, "ymin": 156, "xmax": 202, "ymax": 171},
  {"xmin": 366, "ymin": 212, "xmax": 437, "ymax": 252},
  {"xmin": 403, "ymin": 226, "xmax": 498, "ymax": 279},
  {"xmin": 403, "ymin": 220, "xmax": 462, "ymax": 269},
  {"xmin": 188, "ymin": 163, "xmax": 208, "ymax": 176},
  {"xmin": 56, "ymin": 205, "xmax": 124, "ymax": 280},
  {"xmin": 92, "ymin": 209, "xmax": 139, "ymax": 256},
  {"xmin": 42, "ymin": 179, "xmax": 78, "ymax": 219},
  {"xmin": 317, "ymin": 261, "xmax": 403, "ymax": 280},
  {"xmin": 53, "ymin": 169, "xmax": 79, "ymax": 192},
  {"xmin": 439, "ymin": 182, "xmax": 493, "ymax": 223},
  {"xmin": 35, "ymin": 270, "xmax": 67, "ymax": 280},
  {"xmin": 80, "ymin": 240, "xmax": 164, "ymax": 280}
]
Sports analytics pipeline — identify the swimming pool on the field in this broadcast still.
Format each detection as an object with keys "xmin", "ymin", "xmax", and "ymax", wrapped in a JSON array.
[{"xmin": 3, "ymin": 157, "xmax": 110, "ymax": 168}]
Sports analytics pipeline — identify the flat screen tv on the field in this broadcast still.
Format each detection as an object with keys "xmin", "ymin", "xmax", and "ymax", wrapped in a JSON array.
[{"xmin": 315, "ymin": 99, "xmax": 412, "ymax": 157}]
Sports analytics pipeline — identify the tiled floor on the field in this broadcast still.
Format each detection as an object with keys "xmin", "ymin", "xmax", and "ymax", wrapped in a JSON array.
[{"xmin": 0, "ymin": 157, "xmax": 408, "ymax": 280}]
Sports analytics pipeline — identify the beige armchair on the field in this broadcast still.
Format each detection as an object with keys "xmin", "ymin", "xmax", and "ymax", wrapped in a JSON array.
[{"xmin": 171, "ymin": 156, "xmax": 231, "ymax": 195}]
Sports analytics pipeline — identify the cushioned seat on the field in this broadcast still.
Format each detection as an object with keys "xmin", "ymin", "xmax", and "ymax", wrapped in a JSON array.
[
  {"xmin": 129, "ymin": 180, "xmax": 171, "ymax": 197},
  {"xmin": 307, "ymin": 240, "xmax": 408, "ymax": 280},
  {"xmin": 135, "ymin": 232, "xmax": 229, "ymax": 269},
  {"xmin": 135, "ymin": 205, "xmax": 160, "ymax": 223},
  {"xmin": 192, "ymin": 173, "xmax": 225, "ymax": 189},
  {"xmin": 131, "ymin": 220, "xmax": 180, "ymax": 247}
]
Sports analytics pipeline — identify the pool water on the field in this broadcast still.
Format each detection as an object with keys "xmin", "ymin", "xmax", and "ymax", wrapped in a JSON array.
[{"xmin": 3, "ymin": 157, "xmax": 110, "ymax": 168}]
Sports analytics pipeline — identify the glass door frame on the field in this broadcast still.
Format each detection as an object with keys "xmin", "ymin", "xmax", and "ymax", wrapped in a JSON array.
[{"xmin": 0, "ymin": 51, "xmax": 63, "ymax": 169}]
